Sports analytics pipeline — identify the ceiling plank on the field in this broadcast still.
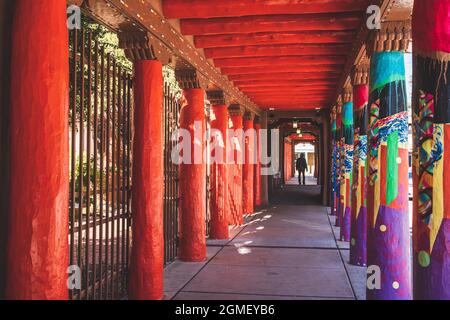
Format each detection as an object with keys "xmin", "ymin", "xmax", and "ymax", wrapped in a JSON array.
[
  {"xmin": 205, "ymin": 44, "xmax": 349, "ymax": 59},
  {"xmin": 195, "ymin": 31, "xmax": 355, "ymax": 48},
  {"xmin": 180, "ymin": 13, "xmax": 362, "ymax": 35},
  {"xmin": 229, "ymin": 72, "xmax": 341, "ymax": 81},
  {"xmin": 221, "ymin": 65, "xmax": 343, "ymax": 75},
  {"xmin": 163, "ymin": 0, "xmax": 370, "ymax": 19},
  {"xmin": 214, "ymin": 55, "xmax": 347, "ymax": 67}
]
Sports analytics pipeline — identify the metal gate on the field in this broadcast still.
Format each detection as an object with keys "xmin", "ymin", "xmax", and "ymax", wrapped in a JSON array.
[
  {"xmin": 69, "ymin": 28, "xmax": 133, "ymax": 300},
  {"xmin": 163, "ymin": 83, "xmax": 180, "ymax": 265}
]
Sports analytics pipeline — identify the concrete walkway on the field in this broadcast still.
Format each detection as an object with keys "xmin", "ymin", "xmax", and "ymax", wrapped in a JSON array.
[{"xmin": 164, "ymin": 180, "xmax": 366, "ymax": 300}]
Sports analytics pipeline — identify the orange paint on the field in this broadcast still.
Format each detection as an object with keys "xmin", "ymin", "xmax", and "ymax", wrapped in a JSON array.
[
  {"xmin": 254, "ymin": 123, "xmax": 262, "ymax": 207},
  {"xmin": 209, "ymin": 105, "xmax": 229, "ymax": 239},
  {"xmin": 179, "ymin": 89, "xmax": 207, "ymax": 262},
  {"xmin": 6, "ymin": 0, "xmax": 69, "ymax": 300},
  {"xmin": 243, "ymin": 118, "xmax": 255, "ymax": 214},
  {"xmin": 128, "ymin": 60, "xmax": 164, "ymax": 300},
  {"xmin": 230, "ymin": 114, "xmax": 244, "ymax": 223}
]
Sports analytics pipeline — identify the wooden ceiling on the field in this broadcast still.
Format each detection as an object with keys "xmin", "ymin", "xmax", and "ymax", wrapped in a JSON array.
[{"xmin": 162, "ymin": 0, "xmax": 371, "ymax": 110}]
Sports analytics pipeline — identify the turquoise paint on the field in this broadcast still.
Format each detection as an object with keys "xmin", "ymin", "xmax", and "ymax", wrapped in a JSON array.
[
  {"xmin": 370, "ymin": 52, "xmax": 406, "ymax": 93},
  {"xmin": 342, "ymin": 102, "xmax": 353, "ymax": 126}
]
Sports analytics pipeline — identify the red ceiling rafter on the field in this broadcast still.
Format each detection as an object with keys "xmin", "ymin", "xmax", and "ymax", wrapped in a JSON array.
[
  {"xmin": 221, "ymin": 65, "xmax": 343, "ymax": 75},
  {"xmin": 180, "ymin": 13, "xmax": 362, "ymax": 35},
  {"xmin": 213, "ymin": 55, "xmax": 347, "ymax": 68},
  {"xmin": 163, "ymin": 0, "xmax": 370, "ymax": 19},
  {"xmin": 228, "ymin": 72, "xmax": 341, "ymax": 82},
  {"xmin": 195, "ymin": 31, "xmax": 355, "ymax": 48},
  {"xmin": 204, "ymin": 44, "xmax": 349, "ymax": 59},
  {"xmin": 236, "ymin": 80, "xmax": 337, "ymax": 87}
]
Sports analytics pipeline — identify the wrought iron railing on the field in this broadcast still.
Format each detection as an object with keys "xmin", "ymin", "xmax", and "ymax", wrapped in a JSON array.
[
  {"xmin": 69, "ymin": 28, "xmax": 133, "ymax": 300},
  {"xmin": 163, "ymin": 83, "xmax": 180, "ymax": 265}
]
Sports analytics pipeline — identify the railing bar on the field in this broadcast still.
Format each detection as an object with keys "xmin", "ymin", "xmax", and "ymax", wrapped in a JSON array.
[
  {"xmin": 98, "ymin": 46, "xmax": 106, "ymax": 300},
  {"xmin": 104, "ymin": 53, "xmax": 111, "ymax": 299},
  {"xmin": 92, "ymin": 38, "xmax": 99, "ymax": 301},
  {"xmin": 85, "ymin": 32, "xmax": 93, "ymax": 300},
  {"xmin": 69, "ymin": 28, "xmax": 78, "ymax": 300},
  {"xmin": 115, "ymin": 66, "xmax": 122, "ymax": 298},
  {"xmin": 121, "ymin": 73, "xmax": 127, "ymax": 293},
  {"xmin": 126, "ymin": 75, "xmax": 132, "ymax": 278},
  {"xmin": 77, "ymin": 29, "xmax": 86, "ymax": 301},
  {"xmin": 110, "ymin": 58, "xmax": 117, "ymax": 300}
]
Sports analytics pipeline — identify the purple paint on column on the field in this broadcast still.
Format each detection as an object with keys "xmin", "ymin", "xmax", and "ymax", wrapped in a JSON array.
[
  {"xmin": 350, "ymin": 207, "xmax": 367, "ymax": 266},
  {"xmin": 367, "ymin": 205, "xmax": 412, "ymax": 300}
]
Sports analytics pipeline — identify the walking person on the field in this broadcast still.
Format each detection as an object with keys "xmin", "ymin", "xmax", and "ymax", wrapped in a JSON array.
[{"xmin": 296, "ymin": 153, "xmax": 308, "ymax": 185}]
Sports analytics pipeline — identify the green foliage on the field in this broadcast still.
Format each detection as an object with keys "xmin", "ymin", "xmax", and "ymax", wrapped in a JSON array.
[
  {"xmin": 163, "ymin": 66, "xmax": 182, "ymax": 100},
  {"xmin": 81, "ymin": 16, "xmax": 132, "ymax": 71}
]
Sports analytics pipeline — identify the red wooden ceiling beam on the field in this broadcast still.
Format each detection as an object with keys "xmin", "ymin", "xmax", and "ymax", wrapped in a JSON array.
[
  {"xmin": 248, "ymin": 90, "xmax": 333, "ymax": 94},
  {"xmin": 162, "ymin": 0, "xmax": 370, "ymax": 19},
  {"xmin": 249, "ymin": 95, "xmax": 331, "ymax": 100},
  {"xmin": 243, "ymin": 87, "xmax": 335, "ymax": 93},
  {"xmin": 242, "ymin": 84, "xmax": 335, "ymax": 90},
  {"xmin": 214, "ymin": 55, "xmax": 346, "ymax": 68},
  {"xmin": 195, "ymin": 31, "xmax": 355, "ymax": 48},
  {"xmin": 229, "ymin": 72, "xmax": 340, "ymax": 82},
  {"xmin": 180, "ymin": 13, "xmax": 362, "ymax": 35},
  {"xmin": 237, "ymin": 80, "xmax": 335, "ymax": 88},
  {"xmin": 222, "ymin": 65, "xmax": 343, "ymax": 75},
  {"xmin": 242, "ymin": 86, "xmax": 335, "ymax": 93},
  {"xmin": 261, "ymin": 106, "xmax": 323, "ymax": 110},
  {"xmin": 204, "ymin": 44, "xmax": 349, "ymax": 59}
]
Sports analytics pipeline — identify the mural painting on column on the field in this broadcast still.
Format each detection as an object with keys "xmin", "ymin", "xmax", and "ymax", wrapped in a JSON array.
[
  {"xmin": 412, "ymin": 0, "xmax": 450, "ymax": 300},
  {"xmin": 350, "ymin": 64, "xmax": 369, "ymax": 266},
  {"xmin": 331, "ymin": 105, "xmax": 337, "ymax": 216},
  {"xmin": 335, "ymin": 104, "xmax": 343, "ymax": 227},
  {"xmin": 340, "ymin": 88, "xmax": 354, "ymax": 242},
  {"xmin": 366, "ymin": 22, "xmax": 411, "ymax": 300}
]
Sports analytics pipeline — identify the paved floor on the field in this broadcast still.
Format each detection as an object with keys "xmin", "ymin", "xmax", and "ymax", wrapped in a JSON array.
[{"xmin": 164, "ymin": 179, "xmax": 366, "ymax": 300}]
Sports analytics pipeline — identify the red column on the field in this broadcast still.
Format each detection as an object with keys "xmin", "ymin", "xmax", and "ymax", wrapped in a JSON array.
[
  {"xmin": 6, "ymin": 0, "xmax": 69, "ymax": 300},
  {"xmin": 128, "ymin": 60, "xmax": 164, "ymax": 300},
  {"xmin": 209, "ymin": 104, "xmax": 229, "ymax": 239},
  {"xmin": 254, "ymin": 122, "xmax": 262, "ymax": 207},
  {"xmin": 179, "ymin": 88, "xmax": 206, "ymax": 262},
  {"xmin": 243, "ymin": 115, "xmax": 255, "ymax": 214},
  {"xmin": 230, "ymin": 111, "xmax": 244, "ymax": 224}
]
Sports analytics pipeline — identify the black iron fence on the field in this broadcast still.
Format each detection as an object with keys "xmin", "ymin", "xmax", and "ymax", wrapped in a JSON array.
[
  {"xmin": 69, "ymin": 28, "xmax": 133, "ymax": 300},
  {"xmin": 163, "ymin": 83, "xmax": 180, "ymax": 265}
]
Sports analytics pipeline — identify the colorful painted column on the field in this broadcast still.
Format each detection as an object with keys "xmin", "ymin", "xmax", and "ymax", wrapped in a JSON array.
[
  {"xmin": 350, "ymin": 64, "xmax": 370, "ymax": 266},
  {"xmin": 335, "ymin": 104, "xmax": 343, "ymax": 226},
  {"xmin": 340, "ymin": 87, "xmax": 354, "ymax": 242},
  {"xmin": 6, "ymin": 0, "xmax": 69, "ymax": 300},
  {"xmin": 177, "ymin": 71, "xmax": 206, "ymax": 262},
  {"xmin": 412, "ymin": 0, "xmax": 450, "ymax": 300},
  {"xmin": 229, "ymin": 105, "xmax": 244, "ymax": 224},
  {"xmin": 254, "ymin": 120, "xmax": 262, "ymax": 207},
  {"xmin": 243, "ymin": 113, "xmax": 255, "ymax": 215},
  {"xmin": 208, "ymin": 90, "xmax": 229, "ymax": 240},
  {"xmin": 129, "ymin": 60, "xmax": 164, "ymax": 300},
  {"xmin": 366, "ymin": 22, "xmax": 411, "ymax": 300},
  {"xmin": 331, "ymin": 106, "xmax": 338, "ymax": 215}
]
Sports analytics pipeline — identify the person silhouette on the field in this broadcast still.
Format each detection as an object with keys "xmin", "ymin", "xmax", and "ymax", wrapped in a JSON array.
[{"xmin": 296, "ymin": 153, "xmax": 308, "ymax": 185}]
